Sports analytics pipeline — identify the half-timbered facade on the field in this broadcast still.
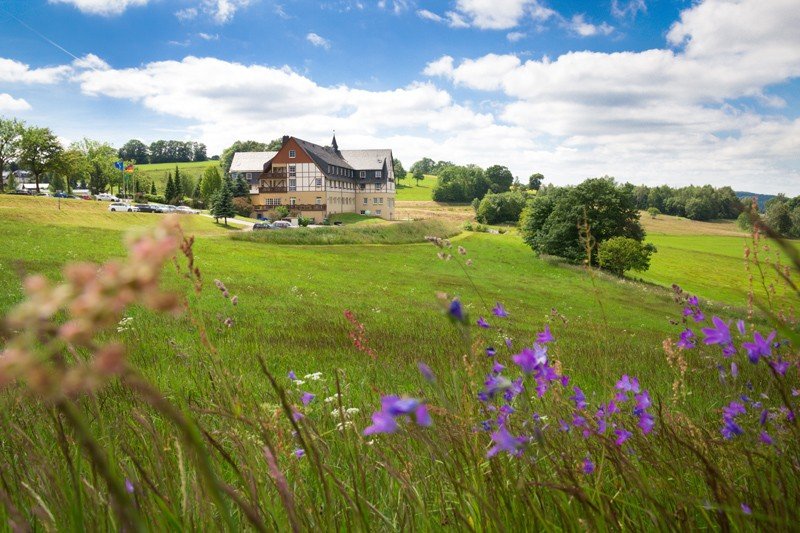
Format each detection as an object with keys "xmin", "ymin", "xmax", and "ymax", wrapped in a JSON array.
[{"xmin": 238, "ymin": 135, "xmax": 396, "ymax": 222}]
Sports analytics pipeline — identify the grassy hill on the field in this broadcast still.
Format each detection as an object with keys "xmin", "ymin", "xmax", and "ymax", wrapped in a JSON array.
[
  {"xmin": 134, "ymin": 160, "xmax": 222, "ymax": 191},
  {"xmin": 0, "ymin": 194, "xmax": 796, "ymax": 528},
  {"xmin": 396, "ymin": 174, "xmax": 437, "ymax": 200}
]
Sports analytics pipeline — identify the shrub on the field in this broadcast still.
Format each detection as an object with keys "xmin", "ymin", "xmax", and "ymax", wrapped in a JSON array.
[
  {"xmin": 737, "ymin": 211, "xmax": 753, "ymax": 231},
  {"xmin": 232, "ymin": 196, "xmax": 254, "ymax": 218},
  {"xmin": 475, "ymin": 191, "xmax": 527, "ymax": 224},
  {"xmin": 647, "ymin": 207, "xmax": 661, "ymax": 219},
  {"xmin": 597, "ymin": 237, "xmax": 657, "ymax": 276},
  {"xmin": 143, "ymin": 194, "xmax": 166, "ymax": 204},
  {"xmin": 298, "ymin": 216, "xmax": 312, "ymax": 227}
]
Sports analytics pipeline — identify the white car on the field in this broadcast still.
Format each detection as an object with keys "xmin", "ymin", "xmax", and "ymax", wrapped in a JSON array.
[
  {"xmin": 96, "ymin": 193, "xmax": 119, "ymax": 202},
  {"xmin": 272, "ymin": 220, "xmax": 292, "ymax": 229},
  {"xmin": 108, "ymin": 202, "xmax": 135, "ymax": 212},
  {"xmin": 174, "ymin": 206, "xmax": 199, "ymax": 215}
]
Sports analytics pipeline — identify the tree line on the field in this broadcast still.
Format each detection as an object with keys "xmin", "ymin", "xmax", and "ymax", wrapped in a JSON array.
[
  {"xmin": 631, "ymin": 184, "xmax": 743, "ymax": 221},
  {"xmin": 756, "ymin": 194, "xmax": 800, "ymax": 238},
  {"xmin": 118, "ymin": 139, "xmax": 210, "ymax": 164}
]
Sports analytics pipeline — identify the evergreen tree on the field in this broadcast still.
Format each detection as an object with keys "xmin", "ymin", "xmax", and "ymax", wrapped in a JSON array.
[
  {"xmin": 150, "ymin": 181, "xmax": 156, "ymax": 195},
  {"xmin": 173, "ymin": 165, "xmax": 183, "ymax": 203},
  {"xmin": 211, "ymin": 178, "xmax": 236, "ymax": 225},
  {"xmin": 234, "ymin": 175, "xmax": 249, "ymax": 197},
  {"xmin": 164, "ymin": 172, "xmax": 175, "ymax": 204}
]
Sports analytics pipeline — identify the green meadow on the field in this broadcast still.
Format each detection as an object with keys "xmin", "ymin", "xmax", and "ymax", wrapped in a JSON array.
[
  {"xmin": 0, "ymin": 195, "xmax": 797, "ymax": 529},
  {"xmin": 395, "ymin": 174, "xmax": 437, "ymax": 200},
  {"xmin": 134, "ymin": 160, "xmax": 222, "ymax": 188}
]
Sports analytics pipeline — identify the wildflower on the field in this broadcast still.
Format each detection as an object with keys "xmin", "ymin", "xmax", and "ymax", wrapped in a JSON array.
[
  {"xmin": 570, "ymin": 387, "xmax": 587, "ymax": 410},
  {"xmin": 742, "ymin": 331, "xmax": 776, "ymax": 363},
  {"xmin": 457, "ymin": 246, "xmax": 467, "ymax": 255},
  {"xmin": 304, "ymin": 372, "xmax": 323, "ymax": 381},
  {"xmin": 736, "ymin": 320, "xmax": 746, "ymax": 335},
  {"xmin": 687, "ymin": 295, "xmax": 699, "ymax": 306},
  {"xmin": 702, "ymin": 316, "xmax": 732, "ymax": 347},
  {"xmin": 730, "ymin": 362, "xmax": 739, "ymax": 378},
  {"xmin": 559, "ymin": 420, "xmax": 570, "ymax": 432},
  {"xmin": 449, "ymin": 299, "xmax": 465, "ymax": 322},
  {"xmin": 638, "ymin": 412, "xmax": 655, "ymax": 434},
  {"xmin": 418, "ymin": 362, "xmax": 436, "ymax": 383},
  {"xmin": 292, "ymin": 411, "xmax": 304, "ymax": 422},
  {"xmin": 504, "ymin": 338, "xmax": 513, "ymax": 349},
  {"xmin": 771, "ymin": 359, "xmax": 790, "ymax": 376},
  {"xmin": 759, "ymin": 431, "xmax": 773, "ymax": 445},
  {"xmin": 677, "ymin": 329, "xmax": 695, "ymax": 350},
  {"xmin": 492, "ymin": 302, "xmax": 508, "ymax": 318},
  {"xmin": 466, "ymin": 259, "xmax": 473, "ymax": 266},
  {"xmin": 231, "ymin": 295, "xmax": 238, "ymax": 306},
  {"xmin": 741, "ymin": 503, "xmax": 752, "ymax": 515},
  {"xmin": 301, "ymin": 392, "xmax": 315, "ymax": 406},
  {"xmin": 486, "ymin": 346, "xmax": 496, "ymax": 357},
  {"xmin": 294, "ymin": 448, "xmax": 305, "ymax": 458},
  {"xmin": 614, "ymin": 428, "xmax": 633, "ymax": 446},
  {"xmin": 503, "ymin": 378, "xmax": 524, "ymax": 402},
  {"xmin": 477, "ymin": 317, "xmax": 490, "ymax": 329},
  {"xmin": 616, "ymin": 375, "xmax": 640, "ymax": 395},
  {"xmin": 634, "ymin": 391, "xmax": 651, "ymax": 412},
  {"xmin": 481, "ymin": 374, "xmax": 512, "ymax": 400},
  {"xmin": 364, "ymin": 410, "xmax": 398, "ymax": 435},
  {"xmin": 288, "ymin": 370, "xmax": 297, "ymax": 381},
  {"xmin": 511, "ymin": 345, "xmax": 548, "ymax": 374},
  {"xmin": 536, "ymin": 325, "xmax": 555, "ymax": 344},
  {"xmin": 487, "ymin": 425, "xmax": 527, "ymax": 458},
  {"xmin": 492, "ymin": 361, "xmax": 505, "ymax": 374},
  {"xmin": 125, "ymin": 479, "xmax": 135, "ymax": 494},
  {"xmin": 415, "ymin": 404, "xmax": 432, "ymax": 426},
  {"xmin": 582, "ymin": 456, "xmax": 595, "ymax": 475},
  {"xmin": 760, "ymin": 409, "xmax": 769, "ymax": 425}
]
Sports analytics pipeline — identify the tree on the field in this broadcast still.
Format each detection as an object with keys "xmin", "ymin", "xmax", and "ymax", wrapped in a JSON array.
[
  {"xmin": 211, "ymin": 178, "xmax": 236, "ymax": 225},
  {"xmin": 0, "ymin": 118, "xmax": 24, "ymax": 191},
  {"xmin": 232, "ymin": 196, "xmax": 254, "ymax": 217},
  {"xmin": 647, "ymin": 207, "xmax": 661, "ymax": 219},
  {"xmin": 52, "ymin": 148, "xmax": 88, "ymax": 193},
  {"xmin": 410, "ymin": 157, "xmax": 435, "ymax": 176},
  {"xmin": 233, "ymin": 175, "xmax": 249, "ymax": 197},
  {"xmin": 475, "ymin": 191, "xmax": 527, "ymax": 224},
  {"xmin": 764, "ymin": 199, "xmax": 793, "ymax": 236},
  {"xmin": 71, "ymin": 139, "xmax": 117, "ymax": 194},
  {"xmin": 19, "ymin": 126, "xmax": 63, "ymax": 193},
  {"xmin": 192, "ymin": 142, "xmax": 208, "ymax": 162},
  {"xmin": 598, "ymin": 237, "xmax": 657, "ymax": 276},
  {"xmin": 394, "ymin": 159, "xmax": 407, "ymax": 182},
  {"xmin": 200, "ymin": 165, "xmax": 222, "ymax": 203},
  {"xmin": 431, "ymin": 165, "xmax": 490, "ymax": 203},
  {"xmin": 220, "ymin": 140, "xmax": 270, "ymax": 173},
  {"xmin": 413, "ymin": 168, "xmax": 424, "ymax": 186},
  {"xmin": 164, "ymin": 173, "xmax": 175, "ymax": 204},
  {"xmin": 528, "ymin": 173, "xmax": 544, "ymax": 191},
  {"xmin": 173, "ymin": 166, "xmax": 183, "ymax": 202},
  {"xmin": 150, "ymin": 181, "xmax": 156, "ymax": 195},
  {"xmin": 118, "ymin": 139, "xmax": 149, "ymax": 163},
  {"xmin": 484, "ymin": 165, "xmax": 514, "ymax": 193},
  {"xmin": 519, "ymin": 177, "xmax": 645, "ymax": 265},
  {"xmin": 266, "ymin": 138, "xmax": 284, "ymax": 151}
]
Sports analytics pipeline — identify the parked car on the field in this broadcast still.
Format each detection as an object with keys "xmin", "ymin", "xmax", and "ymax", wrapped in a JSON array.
[
  {"xmin": 10, "ymin": 189, "xmax": 30, "ymax": 195},
  {"xmin": 174, "ymin": 206, "xmax": 199, "ymax": 215},
  {"xmin": 253, "ymin": 222, "xmax": 273, "ymax": 230},
  {"xmin": 133, "ymin": 204, "xmax": 158, "ymax": 213},
  {"xmin": 54, "ymin": 191, "xmax": 69, "ymax": 198},
  {"xmin": 108, "ymin": 202, "xmax": 135, "ymax": 212},
  {"xmin": 272, "ymin": 220, "xmax": 292, "ymax": 229},
  {"xmin": 96, "ymin": 193, "xmax": 119, "ymax": 202}
]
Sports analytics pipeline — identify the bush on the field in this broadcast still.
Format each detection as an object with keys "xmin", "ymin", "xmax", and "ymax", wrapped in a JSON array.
[
  {"xmin": 737, "ymin": 211, "xmax": 753, "ymax": 232},
  {"xmin": 232, "ymin": 197, "xmax": 254, "ymax": 218},
  {"xmin": 475, "ymin": 191, "xmax": 527, "ymax": 224},
  {"xmin": 143, "ymin": 194, "xmax": 166, "ymax": 204},
  {"xmin": 298, "ymin": 216, "xmax": 312, "ymax": 227},
  {"xmin": 597, "ymin": 237, "xmax": 657, "ymax": 276},
  {"xmin": 647, "ymin": 207, "xmax": 660, "ymax": 219}
]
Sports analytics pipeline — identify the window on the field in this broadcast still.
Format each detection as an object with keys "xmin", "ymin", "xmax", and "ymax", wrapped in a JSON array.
[
  {"xmin": 376, "ymin": 209, "xmax": 381, "ymax": 215},
  {"xmin": 376, "ymin": 183, "xmax": 383, "ymax": 191},
  {"xmin": 379, "ymin": 197, "xmax": 384, "ymax": 204},
  {"xmin": 288, "ymin": 178, "xmax": 296, "ymax": 191},
  {"xmin": 363, "ymin": 197, "xmax": 368, "ymax": 205},
  {"xmin": 359, "ymin": 184, "xmax": 365, "ymax": 190},
  {"xmin": 266, "ymin": 198, "xmax": 281, "ymax": 206},
  {"xmin": 315, "ymin": 197, "xmax": 322, "ymax": 205},
  {"xmin": 289, "ymin": 150, "xmax": 296, "ymax": 158},
  {"xmin": 288, "ymin": 164, "xmax": 296, "ymax": 177},
  {"xmin": 290, "ymin": 197, "xmax": 296, "ymax": 206},
  {"xmin": 359, "ymin": 171, "xmax": 366, "ymax": 178},
  {"xmin": 316, "ymin": 178, "xmax": 322, "ymax": 187},
  {"xmin": 360, "ymin": 210, "xmax": 366, "ymax": 215},
  {"xmin": 373, "ymin": 197, "xmax": 379, "ymax": 205},
  {"xmin": 375, "ymin": 171, "xmax": 382, "ymax": 178}
]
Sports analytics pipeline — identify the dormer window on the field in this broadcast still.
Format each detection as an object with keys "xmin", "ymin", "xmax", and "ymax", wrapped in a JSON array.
[
  {"xmin": 375, "ymin": 170, "xmax": 382, "ymax": 178},
  {"xmin": 289, "ymin": 150, "xmax": 296, "ymax": 158},
  {"xmin": 359, "ymin": 171, "xmax": 366, "ymax": 178}
]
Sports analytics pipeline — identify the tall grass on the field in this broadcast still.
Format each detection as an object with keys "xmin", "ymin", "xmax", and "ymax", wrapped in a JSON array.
[
  {"xmin": 0, "ymin": 218, "xmax": 797, "ymax": 530},
  {"xmin": 231, "ymin": 219, "xmax": 458, "ymax": 245}
]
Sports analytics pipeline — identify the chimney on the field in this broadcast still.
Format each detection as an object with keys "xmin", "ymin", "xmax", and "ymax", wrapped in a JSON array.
[{"xmin": 282, "ymin": 135, "xmax": 290, "ymax": 145}]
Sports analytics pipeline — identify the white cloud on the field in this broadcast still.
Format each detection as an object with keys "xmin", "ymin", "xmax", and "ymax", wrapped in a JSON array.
[
  {"xmin": 566, "ymin": 14, "xmax": 614, "ymax": 37},
  {"xmin": 0, "ymin": 93, "xmax": 31, "ymax": 112},
  {"xmin": 378, "ymin": 0, "xmax": 412, "ymax": 15},
  {"xmin": 49, "ymin": 0, "xmax": 148, "ymax": 16},
  {"xmin": 0, "ymin": 58, "xmax": 71, "ymax": 84},
  {"xmin": 611, "ymin": 0, "xmax": 646, "ymax": 19},
  {"xmin": 306, "ymin": 33, "xmax": 331, "ymax": 49},
  {"xmin": 72, "ymin": 54, "xmax": 110, "ymax": 71},
  {"xmin": 175, "ymin": 7, "xmax": 198, "ymax": 21},
  {"xmin": 416, "ymin": 9, "xmax": 443, "ymax": 23},
  {"xmin": 416, "ymin": 8, "xmax": 470, "ymax": 28},
  {"xmin": 422, "ymin": 56, "xmax": 454, "ymax": 77},
  {"xmin": 198, "ymin": 33, "xmax": 220, "ymax": 41},
  {"xmin": 206, "ymin": 0, "xmax": 254, "ymax": 23},
  {"xmin": 455, "ymin": 0, "xmax": 532, "ymax": 29},
  {"xmin": 507, "ymin": 31, "xmax": 526, "ymax": 42}
]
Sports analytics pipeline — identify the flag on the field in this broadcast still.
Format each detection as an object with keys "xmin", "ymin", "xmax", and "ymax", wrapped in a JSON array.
[
  {"xmin": 124, "ymin": 164, "xmax": 134, "ymax": 173},
  {"xmin": 114, "ymin": 161, "xmax": 124, "ymax": 171}
]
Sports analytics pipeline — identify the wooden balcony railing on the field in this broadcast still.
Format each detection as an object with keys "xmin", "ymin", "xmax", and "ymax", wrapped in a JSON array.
[
  {"xmin": 259, "ymin": 186, "xmax": 288, "ymax": 193},
  {"xmin": 255, "ymin": 204, "xmax": 327, "ymax": 212}
]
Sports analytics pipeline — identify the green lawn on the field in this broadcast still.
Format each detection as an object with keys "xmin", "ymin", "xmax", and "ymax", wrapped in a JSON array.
[
  {"xmin": 0, "ymin": 196, "xmax": 796, "ymax": 529},
  {"xmin": 134, "ymin": 160, "xmax": 222, "ymax": 190},
  {"xmin": 396, "ymin": 174, "xmax": 437, "ymax": 200}
]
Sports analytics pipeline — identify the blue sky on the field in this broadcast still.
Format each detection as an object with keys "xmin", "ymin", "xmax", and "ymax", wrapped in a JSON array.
[{"xmin": 1, "ymin": 0, "xmax": 799, "ymax": 193}]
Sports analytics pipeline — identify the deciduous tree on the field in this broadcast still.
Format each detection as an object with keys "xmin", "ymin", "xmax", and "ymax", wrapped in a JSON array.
[
  {"xmin": 19, "ymin": 126, "xmax": 63, "ymax": 193},
  {"xmin": 0, "ymin": 118, "xmax": 24, "ymax": 191}
]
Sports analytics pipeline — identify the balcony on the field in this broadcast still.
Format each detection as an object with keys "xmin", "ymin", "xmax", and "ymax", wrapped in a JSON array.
[
  {"xmin": 261, "ymin": 170, "xmax": 288, "ymax": 179},
  {"xmin": 255, "ymin": 204, "xmax": 327, "ymax": 212},
  {"xmin": 258, "ymin": 186, "xmax": 288, "ymax": 193}
]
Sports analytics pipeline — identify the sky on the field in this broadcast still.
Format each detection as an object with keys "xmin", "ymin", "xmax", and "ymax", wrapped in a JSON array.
[{"xmin": 0, "ymin": 0, "xmax": 798, "ymax": 194}]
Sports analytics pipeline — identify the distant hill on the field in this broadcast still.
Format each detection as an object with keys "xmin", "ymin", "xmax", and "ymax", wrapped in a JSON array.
[{"xmin": 736, "ymin": 191, "xmax": 776, "ymax": 211}]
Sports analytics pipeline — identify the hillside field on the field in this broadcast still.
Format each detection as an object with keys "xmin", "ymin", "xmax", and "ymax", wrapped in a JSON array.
[
  {"xmin": 134, "ymin": 160, "xmax": 222, "ymax": 190},
  {"xmin": 395, "ymin": 174, "xmax": 437, "ymax": 200},
  {"xmin": 0, "ymin": 194, "xmax": 797, "ymax": 529}
]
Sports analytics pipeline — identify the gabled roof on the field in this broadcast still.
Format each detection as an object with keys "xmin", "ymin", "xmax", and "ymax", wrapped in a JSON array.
[
  {"xmin": 230, "ymin": 151, "xmax": 278, "ymax": 172},
  {"xmin": 293, "ymin": 138, "xmax": 352, "ymax": 170},
  {"xmin": 340, "ymin": 149, "xmax": 392, "ymax": 170}
]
